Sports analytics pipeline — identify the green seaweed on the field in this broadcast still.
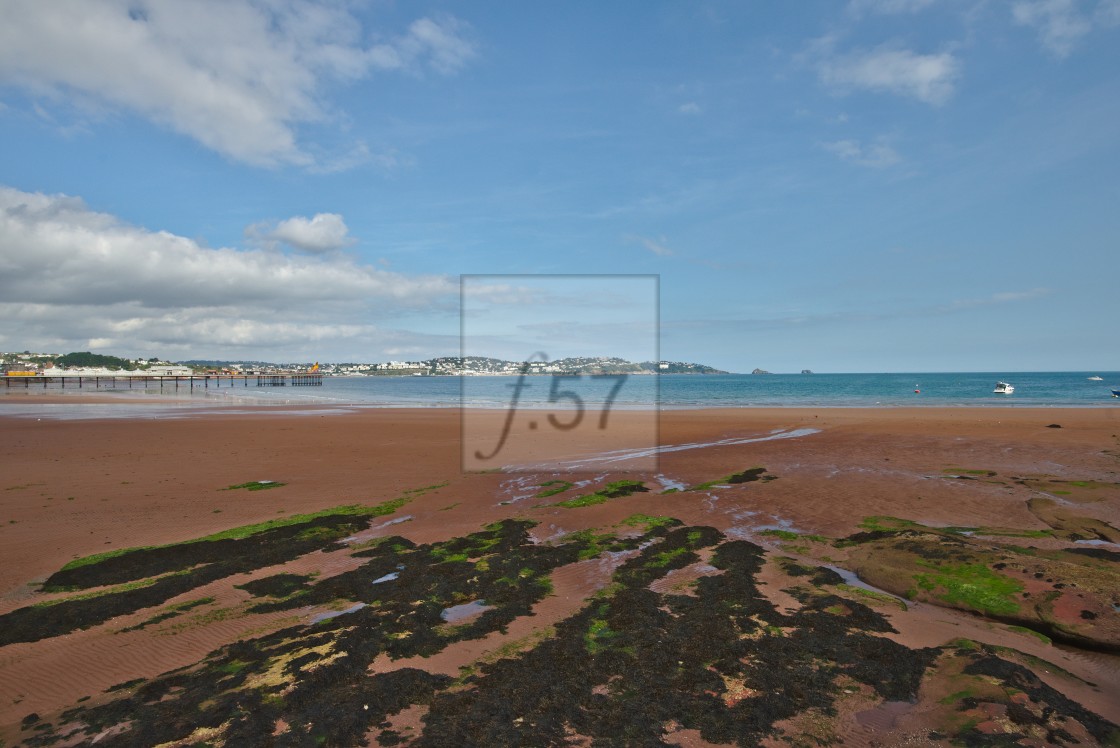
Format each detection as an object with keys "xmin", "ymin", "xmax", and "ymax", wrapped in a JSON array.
[
  {"xmin": 60, "ymin": 496, "xmax": 419, "ymax": 572},
  {"xmin": 420, "ymin": 527, "xmax": 935, "ymax": 747},
  {"xmin": 534, "ymin": 480, "xmax": 574, "ymax": 498},
  {"xmin": 836, "ymin": 584, "xmax": 908, "ymax": 611},
  {"xmin": 224, "ymin": 481, "xmax": 286, "ymax": 491},
  {"xmin": 555, "ymin": 480, "xmax": 648, "ymax": 508},
  {"xmin": 618, "ymin": 514, "xmax": 679, "ymax": 530},
  {"xmin": 0, "ymin": 492, "xmax": 439, "ymax": 646},
  {"xmin": 560, "ymin": 529, "xmax": 623, "ymax": 561},
  {"xmin": 689, "ymin": 466, "xmax": 776, "ymax": 491},
  {"xmin": 857, "ymin": 516, "xmax": 922, "ymax": 533},
  {"xmin": 119, "ymin": 597, "xmax": 215, "ymax": 633},
  {"xmin": 912, "ymin": 563, "xmax": 1023, "ymax": 616},
  {"xmin": 22, "ymin": 517, "xmax": 1120, "ymax": 748},
  {"xmin": 32, "ymin": 572, "xmax": 191, "ymax": 608},
  {"xmin": 584, "ymin": 615, "xmax": 620, "ymax": 654},
  {"xmin": 236, "ymin": 574, "xmax": 313, "ymax": 599},
  {"xmin": 759, "ymin": 529, "xmax": 829, "ymax": 543}
]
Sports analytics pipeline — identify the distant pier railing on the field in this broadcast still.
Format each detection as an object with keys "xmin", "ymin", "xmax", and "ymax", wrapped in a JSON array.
[{"xmin": 2, "ymin": 374, "xmax": 323, "ymax": 390}]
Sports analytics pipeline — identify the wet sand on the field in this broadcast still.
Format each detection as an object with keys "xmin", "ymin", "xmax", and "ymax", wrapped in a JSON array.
[
  {"xmin": 3, "ymin": 406, "xmax": 1116, "ymax": 588},
  {"xmin": 1, "ymin": 405, "xmax": 1118, "ymax": 742}
]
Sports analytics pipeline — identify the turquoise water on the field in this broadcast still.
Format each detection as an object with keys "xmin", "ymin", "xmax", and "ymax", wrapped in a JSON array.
[
  {"xmin": 146, "ymin": 371, "xmax": 1120, "ymax": 407},
  {"xmin": 382, "ymin": 371, "xmax": 1119, "ymax": 407},
  {"xmin": 4, "ymin": 372, "xmax": 1118, "ymax": 414}
]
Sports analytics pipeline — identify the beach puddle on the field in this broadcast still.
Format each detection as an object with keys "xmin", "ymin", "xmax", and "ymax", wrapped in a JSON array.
[
  {"xmin": 724, "ymin": 515, "xmax": 817, "ymax": 545},
  {"xmin": 854, "ymin": 700, "xmax": 913, "ymax": 731},
  {"xmin": 311, "ymin": 602, "xmax": 367, "ymax": 624},
  {"xmin": 655, "ymin": 474, "xmax": 686, "ymax": 492},
  {"xmin": 440, "ymin": 600, "xmax": 493, "ymax": 623},
  {"xmin": 498, "ymin": 474, "xmax": 543, "ymax": 504},
  {"xmin": 824, "ymin": 565, "xmax": 908, "ymax": 604}
]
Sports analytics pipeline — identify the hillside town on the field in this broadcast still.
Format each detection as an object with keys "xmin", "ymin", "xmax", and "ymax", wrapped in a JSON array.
[
  {"xmin": 2, "ymin": 351, "xmax": 727, "ymax": 377},
  {"xmin": 1, "ymin": 351, "xmax": 193, "ymax": 377}
]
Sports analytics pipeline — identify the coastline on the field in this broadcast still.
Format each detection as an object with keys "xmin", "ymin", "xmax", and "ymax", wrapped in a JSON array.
[{"xmin": 2, "ymin": 405, "xmax": 1119, "ymax": 742}]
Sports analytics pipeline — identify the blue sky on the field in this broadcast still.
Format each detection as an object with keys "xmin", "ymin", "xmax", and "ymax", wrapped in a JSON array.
[{"xmin": 1, "ymin": 0, "xmax": 1117, "ymax": 372}]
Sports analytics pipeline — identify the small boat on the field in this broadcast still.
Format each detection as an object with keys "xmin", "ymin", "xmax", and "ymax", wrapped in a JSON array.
[
  {"xmin": 994, "ymin": 382, "xmax": 1014, "ymax": 394},
  {"xmin": 1113, "ymin": 389, "xmax": 1120, "ymax": 398},
  {"xmin": 1088, "ymin": 376, "xmax": 1103, "ymax": 381}
]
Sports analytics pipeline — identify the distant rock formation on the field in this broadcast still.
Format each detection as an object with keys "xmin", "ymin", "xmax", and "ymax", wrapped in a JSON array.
[
  {"xmin": 751, "ymin": 368, "xmax": 771, "ymax": 375},
  {"xmin": 801, "ymin": 369, "xmax": 813, "ymax": 375}
]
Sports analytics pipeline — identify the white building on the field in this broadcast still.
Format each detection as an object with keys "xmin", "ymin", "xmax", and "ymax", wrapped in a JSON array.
[
  {"xmin": 56, "ymin": 367, "xmax": 127, "ymax": 377},
  {"xmin": 147, "ymin": 365, "xmax": 193, "ymax": 376}
]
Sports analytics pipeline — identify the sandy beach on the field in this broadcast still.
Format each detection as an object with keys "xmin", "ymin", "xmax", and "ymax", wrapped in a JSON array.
[{"xmin": 2, "ymin": 403, "xmax": 1119, "ymax": 745}]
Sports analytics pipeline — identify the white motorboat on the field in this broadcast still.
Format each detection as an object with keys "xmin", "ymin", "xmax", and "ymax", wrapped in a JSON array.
[
  {"xmin": 994, "ymin": 382, "xmax": 1014, "ymax": 394},
  {"xmin": 1088, "ymin": 376, "xmax": 1103, "ymax": 381}
]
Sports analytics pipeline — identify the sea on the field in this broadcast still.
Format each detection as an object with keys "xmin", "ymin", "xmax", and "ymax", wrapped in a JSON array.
[{"xmin": 3, "ymin": 372, "xmax": 1118, "ymax": 419}]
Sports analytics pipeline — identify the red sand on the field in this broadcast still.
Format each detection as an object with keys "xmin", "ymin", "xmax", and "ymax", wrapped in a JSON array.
[{"xmin": 2, "ymin": 405, "xmax": 1119, "ymax": 733}]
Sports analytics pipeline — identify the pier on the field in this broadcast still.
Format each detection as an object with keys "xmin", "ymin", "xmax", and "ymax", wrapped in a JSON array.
[{"xmin": 2, "ymin": 374, "xmax": 322, "ymax": 390}]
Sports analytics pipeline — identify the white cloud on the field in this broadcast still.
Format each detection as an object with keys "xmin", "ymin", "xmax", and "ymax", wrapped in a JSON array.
[
  {"xmin": 398, "ymin": 16, "xmax": 478, "ymax": 75},
  {"xmin": 942, "ymin": 288, "xmax": 1052, "ymax": 311},
  {"xmin": 821, "ymin": 138, "xmax": 902, "ymax": 168},
  {"xmin": 988, "ymin": 288, "xmax": 1052, "ymax": 303},
  {"xmin": 817, "ymin": 45, "xmax": 961, "ymax": 105},
  {"xmin": 0, "ymin": 1, "xmax": 476, "ymax": 167},
  {"xmin": 678, "ymin": 102, "xmax": 701, "ymax": 115},
  {"xmin": 847, "ymin": 0, "xmax": 936, "ymax": 15},
  {"xmin": 0, "ymin": 185, "xmax": 460, "ymax": 357},
  {"xmin": 247, "ymin": 213, "xmax": 355, "ymax": 254},
  {"xmin": 1011, "ymin": 0, "xmax": 1120, "ymax": 56},
  {"xmin": 626, "ymin": 234, "xmax": 674, "ymax": 257}
]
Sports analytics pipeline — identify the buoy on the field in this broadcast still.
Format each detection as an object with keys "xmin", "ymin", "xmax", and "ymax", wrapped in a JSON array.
[{"xmin": 914, "ymin": 389, "xmax": 920, "ymax": 394}]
